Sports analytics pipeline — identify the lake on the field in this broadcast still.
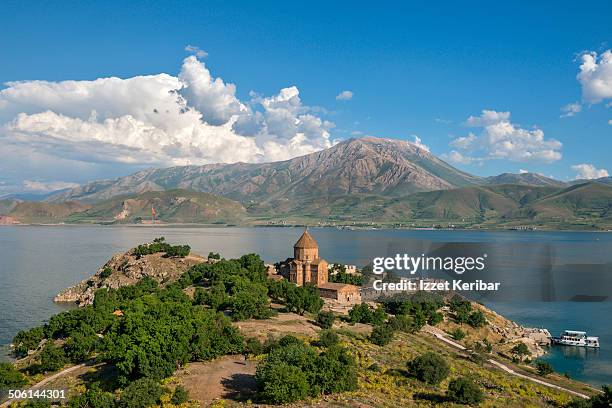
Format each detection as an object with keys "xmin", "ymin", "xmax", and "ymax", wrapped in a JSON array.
[{"xmin": 0, "ymin": 225, "xmax": 610, "ymax": 386}]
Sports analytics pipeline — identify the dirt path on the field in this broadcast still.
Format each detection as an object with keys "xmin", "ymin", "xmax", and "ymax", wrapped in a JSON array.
[
  {"xmin": 423, "ymin": 325, "xmax": 591, "ymax": 399},
  {"xmin": 176, "ymin": 355, "xmax": 257, "ymax": 407},
  {"xmin": 0, "ymin": 361, "xmax": 92, "ymax": 407}
]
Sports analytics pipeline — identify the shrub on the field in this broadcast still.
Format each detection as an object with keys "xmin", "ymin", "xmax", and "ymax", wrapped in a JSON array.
[
  {"xmin": 316, "ymin": 311, "xmax": 335, "ymax": 329},
  {"xmin": 68, "ymin": 385, "xmax": 116, "ymax": 408},
  {"xmin": 428, "ymin": 312, "xmax": 443, "ymax": 326},
  {"xmin": 255, "ymin": 342, "xmax": 357, "ymax": 404},
  {"xmin": 314, "ymin": 346, "xmax": 358, "ymax": 394},
  {"xmin": 407, "ymin": 352, "xmax": 450, "ymax": 385},
  {"xmin": 256, "ymin": 362, "xmax": 310, "ymax": 404},
  {"xmin": 100, "ymin": 267, "xmax": 113, "ymax": 279},
  {"xmin": 64, "ymin": 327, "xmax": 98, "ymax": 362},
  {"xmin": 535, "ymin": 361, "xmax": 554, "ymax": 376},
  {"xmin": 348, "ymin": 303, "xmax": 387, "ymax": 325},
  {"xmin": 447, "ymin": 377, "xmax": 484, "ymax": 405},
  {"xmin": 245, "ymin": 337, "xmax": 263, "ymax": 355},
  {"xmin": 449, "ymin": 295, "xmax": 472, "ymax": 324},
  {"xmin": 511, "ymin": 342, "xmax": 531, "ymax": 361},
  {"xmin": 449, "ymin": 328, "xmax": 466, "ymax": 341},
  {"xmin": 35, "ymin": 343, "xmax": 68, "ymax": 373},
  {"xmin": 13, "ymin": 326, "xmax": 45, "ymax": 357},
  {"xmin": 119, "ymin": 378, "xmax": 163, "ymax": 408},
  {"xmin": 285, "ymin": 284, "xmax": 324, "ymax": 316},
  {"xmin": 0, "ymin": 362, "xmax": 27, "ymax": 389},
  {"xmin": 21, "ymin": 400, "xmax": 52, "ymax": 408},
  {"xmin": 170, "ymin": 385, "xmax": 189, "ymax": 405},
  {"xmin": 369, "ymin": 324, "xmax": 394, "ymax": 346},
  {"xmin": 387, "ymin": 314, "xmax": 418, "ymax": 333},
  {"xmin": 467, "ymin": 311, "xmax": 487, "ymax": 328},
  {"xmin": 318, "ymin": 330, "xmax": 339, "ymax": 348}
]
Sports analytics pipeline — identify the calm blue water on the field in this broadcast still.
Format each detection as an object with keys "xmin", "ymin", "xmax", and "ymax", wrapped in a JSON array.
[{"xmin": 0, "ymin": 226, "xmax": 610, "ymax": 386}]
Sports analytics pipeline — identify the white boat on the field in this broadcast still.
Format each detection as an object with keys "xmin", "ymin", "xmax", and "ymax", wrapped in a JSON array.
[{"xmin": 552, "ymin": 330, "xmax": 600, "ymax": 348}]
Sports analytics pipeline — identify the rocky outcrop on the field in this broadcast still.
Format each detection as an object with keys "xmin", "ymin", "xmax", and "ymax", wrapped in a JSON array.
[
  {"xmin": 54, "ymin": 249, "xmax": 205, "ymax": 306},
  {"xmin": 0, "ymin": 215, "xmax": 20, "ymax": 225},
  {"xmin": 476, "ymin": 304, "xmax": 550, "ymax": 357}
]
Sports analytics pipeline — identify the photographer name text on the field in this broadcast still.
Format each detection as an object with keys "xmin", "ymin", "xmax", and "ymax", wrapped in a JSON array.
[{"xmin": 372, "ymin": 278, "xmax": 500, "ymax": 292}]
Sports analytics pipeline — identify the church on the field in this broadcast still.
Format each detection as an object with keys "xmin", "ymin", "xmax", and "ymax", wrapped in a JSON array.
[
  {"xmin": 289, "ymin": 229, "xmax": 329, "ymax": 286},
  {"xmin": 278, "ymin": 229, "xmax": 361, "ymax": 304}
]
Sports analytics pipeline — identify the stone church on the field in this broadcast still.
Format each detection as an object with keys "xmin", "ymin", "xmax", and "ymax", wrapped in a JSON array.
[
  {"xmin": 288, "ymin": 229, "xmax": 329, "ymax": 286},
  {"xmin": 273, "ymin": 229, "xmax": 361, "ymax": 304}
]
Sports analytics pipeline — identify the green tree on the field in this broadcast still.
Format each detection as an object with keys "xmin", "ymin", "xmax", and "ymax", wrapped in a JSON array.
[
  {"xmin": 369, "ymin": 324, "xmax": 394, "ymax": 346},
  {"xmin": 467, "ymin": 311, "xmax": 487, "ymax": 328},
  {"xmin": 348, "ymin": 303, "xmax": 373, "ymax": 324},
  {"xmin": 68, "ymin": 385, "xmax": 116, "ymax": 408},
  {"xmin": 449, "ymin": 295, "xmax": 472, "ymax": 324},
  {"xmin": 314, "ymin": 345, "xmax": 358, "ymax": 394},
  {"xmin": 245, "ymin": 337, "xmax": 263, "ymax": 356},
  {"xmin": 13, "ymin": 326, "xmax": 45, "ymax": 356},
  {"xmin": 0, "ymin": 362, "xmax": 27, "ymax": 389},
  {"xmin": 64, "ymin": 327, "xmax": 98, "ymax": 362},
  {"xmin": 285, "ymin": 284, "xmax": 323, "ymax": 316},
  {"xmin": 194, "ymin": 283, "xmax": 228, "ymax": 311},
  {"xmin": 230, "ymin": 279, "xmax": 272, "ymax": 320},
  {"xmin": 256, "ymin": 362, "xmax": 310, "ymax": 404},
  {"xmin": 428, "ymin": 311, "xmax": 443, "ymax": 326},
  {"xmin": 388, "ymin": 314, "xmax": 418, "ymax": 333},
  {"xmin": 119, "ymin": 378, "xmax": 163, "ymax": 408},
  {"xmin": 35, "ymin": 343, "xmax": 68, "ymax": 373},
  {"xmin": 449, "ymin": 328, "xmax": 466, "ymax": 341},
  {"xmin": 407, "ymin": 352, "xmax": 450, "ymax": 385},
  {"xmin": 535, "ymin": 361, "xmax": 554, "ymax": 376},
  {"xmin": 316, "ymin": 311, "xmax": 335, "ymax": 329},
  {"xmin": 100, "ymin": 267, "xmax": 113, "ymax": 279},
  {"xmin": 318, "ymin": 330, "xmax": 339, "ymax": 348},
  {"xmin": 511, "ymin": 343, "xmax": 531, "ymax": 361},
  {"xmin": 207, "ymin": 252, "xmax": 221, "ymax": 260},
  {"xmin": 170, "ymin": 385, "xmax": 189, "ymax": 405},
  {"xmin": 447, "ymin": 377, "xmax": 484, "ymax": 405},
  {"xmin": 328, "ymin": 264, "xmax": 363, "ymax": 286}
]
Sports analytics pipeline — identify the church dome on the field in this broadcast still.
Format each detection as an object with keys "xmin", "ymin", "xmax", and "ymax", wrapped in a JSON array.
[{"xmin": 294, "ymin": 229, "xmax": 318, "ymax": 249}]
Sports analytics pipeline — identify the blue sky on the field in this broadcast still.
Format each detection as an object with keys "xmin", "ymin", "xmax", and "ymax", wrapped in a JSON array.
[{"xmin": 0, "ymin": 1, "xmax": 611, "ymax": 194}]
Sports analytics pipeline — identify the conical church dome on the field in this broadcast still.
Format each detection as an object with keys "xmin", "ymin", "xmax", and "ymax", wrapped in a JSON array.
[{"xmin": 294, "ymin": 229, "xmax": 318, "ymax": 249}]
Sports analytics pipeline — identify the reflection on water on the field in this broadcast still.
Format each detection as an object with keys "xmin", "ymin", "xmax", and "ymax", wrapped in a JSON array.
[
  {"xmin": 0, "ymin": 225, "xmax": 610, "ymax": 385},
  {"xmin": 553, "ymin": 345, "xmax": 600, "ymax": 360}
]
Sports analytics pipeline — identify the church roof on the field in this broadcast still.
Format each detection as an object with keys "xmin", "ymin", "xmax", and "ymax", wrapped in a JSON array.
[{"xmin": 294, "ymin": 229, "xmax": 318, "ymax": 249}]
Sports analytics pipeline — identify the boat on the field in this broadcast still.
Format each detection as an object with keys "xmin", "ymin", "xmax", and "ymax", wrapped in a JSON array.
[{"xmin": 552, "ymin": 330, "xmax": 600, "ymax": 348}]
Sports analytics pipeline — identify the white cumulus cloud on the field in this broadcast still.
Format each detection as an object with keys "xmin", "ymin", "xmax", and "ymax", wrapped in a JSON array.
[
  {"xmin": 335, "ymin": 90, "xmax": 353, "ymax": 101},
  {"xmin": 448, "ymin": 110, "xmax": 562, "ymax": 164},
  {"xmin": 571, "ymin": 163, "xmax": 609, "ymax": 180},
  {"xmin": 577, "ymin": 50, "xmax": 612, "ymax": 104},
  {"xmin": 0, "ymin": 56, "xmax": 335, "ymax": 193}
]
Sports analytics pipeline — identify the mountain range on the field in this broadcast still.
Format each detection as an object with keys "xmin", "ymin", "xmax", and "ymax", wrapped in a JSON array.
[{"xmin": 1, "ymin": 137, "xmax": 610, "ymax": 229}]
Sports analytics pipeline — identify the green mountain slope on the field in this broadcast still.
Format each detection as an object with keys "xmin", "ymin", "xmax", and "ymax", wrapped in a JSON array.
[{"xmin": 5, "ymin": 190, "xmax": 246, "ymax": 224}]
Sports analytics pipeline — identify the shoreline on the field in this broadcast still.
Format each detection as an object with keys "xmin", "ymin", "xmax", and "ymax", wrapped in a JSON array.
[{"xmin": 0, "ymin": 222, "xmax": 610, "ymax": 233}]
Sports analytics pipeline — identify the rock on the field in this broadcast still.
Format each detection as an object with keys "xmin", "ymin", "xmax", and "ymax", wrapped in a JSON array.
[{"xmin": 54, "ymin": 248, "xmax": 206, "ymax": 306}]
